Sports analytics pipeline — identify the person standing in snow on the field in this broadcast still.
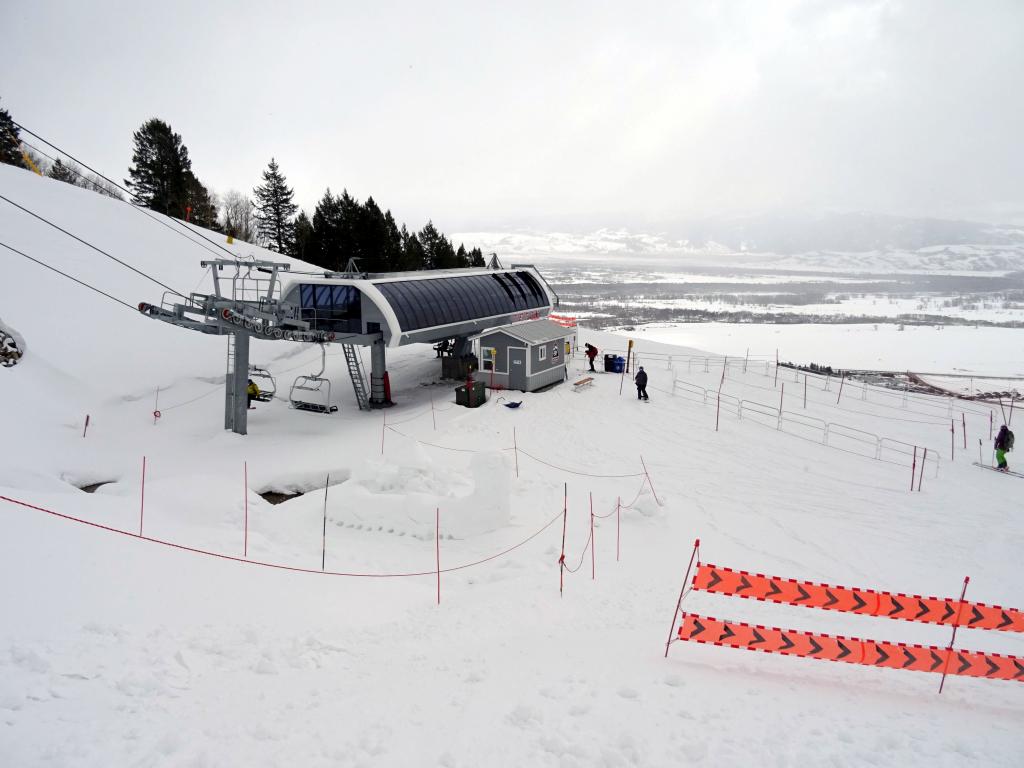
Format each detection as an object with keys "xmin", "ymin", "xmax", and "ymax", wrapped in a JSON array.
[
  {"xmin": 994, "ymin": 424, "xmax": 1014, "ymax": 471},
  {"xmin": 634, "ymin": 366, "xmax": 649, "ymax": 401},
  {"xmin": 584, "ymin": 343, "xmax": 598, "ymax": 372},
  {"xmin": 247, "ymin": 378, "xmax": 260, "ymax": 409}
]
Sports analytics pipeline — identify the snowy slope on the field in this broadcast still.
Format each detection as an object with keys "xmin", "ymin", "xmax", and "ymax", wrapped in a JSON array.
[{"xmin": 2, "ymin": 165, "xmax": 1023, "ymax": 766}]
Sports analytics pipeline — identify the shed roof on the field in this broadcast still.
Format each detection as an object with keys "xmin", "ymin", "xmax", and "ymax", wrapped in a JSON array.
[{"xmin": 476, "ymin": 318, "xmax": 575, "ymax": 344}]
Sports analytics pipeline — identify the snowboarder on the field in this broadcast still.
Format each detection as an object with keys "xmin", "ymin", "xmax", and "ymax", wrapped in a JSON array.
[
  {"xmin": 247, "ymin": 378, "xmax": 260, "ymax": 409},
  {"xmin": 635, "ymin": 366, "xmax": 649, "ymax": 401},
  {"xmin": 994, "ymin": 424, "xmax": 1014, "ymax": 471},
  {"xmin": 584, "ymin": 343, "xmax": 598, "ymax": 372}
]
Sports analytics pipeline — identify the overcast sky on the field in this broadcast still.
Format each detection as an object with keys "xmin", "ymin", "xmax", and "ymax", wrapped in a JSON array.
[{"xmin": 2, "ymin": 0, "xmax": 1022, "ymax": 232}]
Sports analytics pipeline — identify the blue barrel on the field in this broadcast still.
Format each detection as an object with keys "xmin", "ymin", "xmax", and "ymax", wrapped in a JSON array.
[{"xmin": 613, "ymin": 356, "xmax": 626, "ymax": 373}]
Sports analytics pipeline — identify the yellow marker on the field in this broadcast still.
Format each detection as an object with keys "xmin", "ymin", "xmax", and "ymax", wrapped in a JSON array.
[
  {"xmin": 21, "ymin": 149, "xmax": 42, "ymax": 176},
  {"xmin": 226, "ymin": 235, "xmax": 235, "ymax": 245}
]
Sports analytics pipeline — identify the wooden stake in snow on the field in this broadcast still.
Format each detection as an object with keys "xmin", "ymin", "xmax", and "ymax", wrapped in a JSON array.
[
  {"xmin": 962, "ymin": 413, "xmax": 967, "ymax": 449},
  {"xmin": 918, "ymin": 448, "xmax": 927, "ymax": 492},
  {"xmin": 82, "ymin": 414, "xmax": 90, "ymax": 438},
  {"xmin": 836, "ymin": 373, "xmax": 845, "ymax": 405},
  {"xmin": 911, "ymin": 447, "xmax": 917, "ymax": 492},
  {"xmin": 513, "ymin": 426, "xmax": 519, "ymax": 479},
  {"xmin": 559, "ymin": 483, "xmax": 568, "ymax": 597}
]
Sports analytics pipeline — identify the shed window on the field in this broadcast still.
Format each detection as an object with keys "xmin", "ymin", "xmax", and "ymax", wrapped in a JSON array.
[
  {"xmin": 538, "ymin": 346, "xmax": 547, "ymax": 362},
  {"xmin": 482, "ymin": 346, "xmax": 496, "ymax": 371}
]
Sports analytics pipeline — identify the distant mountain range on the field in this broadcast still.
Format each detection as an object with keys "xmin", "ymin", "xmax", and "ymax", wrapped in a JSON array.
[{"xmin": 454, "ymin": 212, "xmax": 1024, "ymax": 273}]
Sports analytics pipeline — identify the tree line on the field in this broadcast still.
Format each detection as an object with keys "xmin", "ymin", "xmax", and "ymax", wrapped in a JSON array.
[{"xmin": 1, "ymin": 101, "xmax": 485, "ymax": 273}]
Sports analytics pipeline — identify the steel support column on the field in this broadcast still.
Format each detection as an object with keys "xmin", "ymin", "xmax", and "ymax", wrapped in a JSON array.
[
  {"xmin": 225, "ymin": 331, "xmax": 250, "ymax": 435},
  {"xmin": 370, "ymin": 337, "xmax": 388, "ymax": 406}
]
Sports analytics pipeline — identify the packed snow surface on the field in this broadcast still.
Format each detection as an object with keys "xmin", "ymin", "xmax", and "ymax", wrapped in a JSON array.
[{"xmin": 2, "ymin": 165, "xmax": 1023, "ymax": 766}]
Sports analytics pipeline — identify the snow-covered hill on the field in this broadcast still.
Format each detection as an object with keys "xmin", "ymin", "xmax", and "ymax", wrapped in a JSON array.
[{"xmin": 2, "ymin": 164, "xmax": 1022, "ymax": 766}]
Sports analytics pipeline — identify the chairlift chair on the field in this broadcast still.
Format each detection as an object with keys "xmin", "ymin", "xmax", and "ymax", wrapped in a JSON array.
[
  {"xmin": 248, "ymin": 365, "xmax": 276, "ymax": 402},
  {"xmin": 289, "ymin": 344, "xmax": 338, "ymax": 414}
]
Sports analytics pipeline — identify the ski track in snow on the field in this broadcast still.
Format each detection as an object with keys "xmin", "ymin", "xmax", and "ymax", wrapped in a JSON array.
[{"xmin": 1, "ymin": 164, "xmax": 1023, "ymax": 766}]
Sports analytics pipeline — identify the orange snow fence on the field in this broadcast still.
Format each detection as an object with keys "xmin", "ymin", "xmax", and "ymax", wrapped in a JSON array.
[
  {"xmin": 667, "ymin": 553, "xmax": 1024, "ymax": 689},
  {"xmin": 676, "ymin": 613, "xmax": 1024, "ymax": 682},
  {"xmin": 692, "ymin": 563, "xmax": 1024, "ymax": 632}
]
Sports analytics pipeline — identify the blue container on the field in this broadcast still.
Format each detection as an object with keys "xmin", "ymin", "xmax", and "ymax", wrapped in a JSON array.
[{"xmin": 612, "ymin": 356, "xmax": 626, "ymax": 373}]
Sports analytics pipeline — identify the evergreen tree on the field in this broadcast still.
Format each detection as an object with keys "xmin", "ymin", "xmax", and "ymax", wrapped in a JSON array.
[
  {"xmin": 125, "ymin": 118, "xmax": 192, "ymax": 216},
  {"xmin": 184, "ymin": 171, "xmax": 219, "ymax": 230},
  {"xmin": 0, "ymin": 103, "xmax": 28, "ymax": 169},
  {"xmin": 401, "ymin": 226, "xmax": 426, "ymax": 271},
  {"xmin": 253, "ymin": 158, "xmax": 298, "ymax": 253},
  {"xmin": 308, "ymin": 188, "xmax": 344, "ymax": 270},
  {"xmin": 468, "ymin": 247, "xmax": 485, "ymax": 267},
  {"xmin": 292, "ymin": 210, "xmax": 314, "ymax": 261},
  {"xmin": 47, "ymin": 158, "xmax": 78, "ymax": 185}
]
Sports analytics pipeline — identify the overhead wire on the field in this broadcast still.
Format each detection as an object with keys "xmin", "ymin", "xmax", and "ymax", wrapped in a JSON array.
[
  {"xmin": 0, "ymin": 240, "xmax": 136, "ymax": 311},
  {"xmin": 11, "ymin": 120, "xmax": 244, "ymax": 263}
]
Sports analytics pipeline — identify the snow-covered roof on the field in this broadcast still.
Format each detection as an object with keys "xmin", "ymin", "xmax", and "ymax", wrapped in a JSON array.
[{"xmin": 474, "ymin": 318, "xmax": 575, "ymax": 344}]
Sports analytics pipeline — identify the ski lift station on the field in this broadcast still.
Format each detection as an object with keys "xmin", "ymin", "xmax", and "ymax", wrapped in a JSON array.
[{"xmin": 138, "ymin": 258, "xmax": 562, "ymax": 434}]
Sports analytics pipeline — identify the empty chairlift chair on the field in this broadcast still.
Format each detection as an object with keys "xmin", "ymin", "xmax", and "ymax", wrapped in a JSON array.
[
  {"xmin": 289, "ymin": 344, "xmax": 338, "ymax": 414},
  {"xmin": 248, "ymin": 366, "xmax": 277, "ymax": 402}
]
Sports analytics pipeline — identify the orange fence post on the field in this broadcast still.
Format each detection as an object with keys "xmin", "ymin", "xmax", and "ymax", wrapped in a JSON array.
[
  {"xmin": 939, "ymin": 577, "xmax": 970, "ymax": 694},
  {"xmin": 559, "ymin": 483, "xmax": 568, "ymax": 597}
]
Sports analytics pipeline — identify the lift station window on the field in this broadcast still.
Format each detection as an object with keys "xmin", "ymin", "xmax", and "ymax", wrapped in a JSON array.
[{"xmin": 298, "ymin": 284, "xmax": 362, "ymax": 332}]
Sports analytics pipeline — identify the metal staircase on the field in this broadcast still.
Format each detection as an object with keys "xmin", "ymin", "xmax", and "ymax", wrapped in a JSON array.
[
  {"xmin": 225, "ymin": 333, "xmax": 237, "ymax": 417},
  {"xmin": 343, "ymin": 344, "xmax": 371, "ymax": 410}
]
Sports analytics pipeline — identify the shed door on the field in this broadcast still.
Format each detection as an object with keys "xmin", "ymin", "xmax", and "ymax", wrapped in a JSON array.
[{"xmin": 509, "ymin": 347, "xmax": 528, "ymax": 391}]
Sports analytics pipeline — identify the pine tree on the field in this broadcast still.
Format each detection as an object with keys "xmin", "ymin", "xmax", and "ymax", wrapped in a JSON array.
[
  {"xmin": 184, "ymin": 171, "xmax": 219, "ymax": 230},
  {"xmin": 253, "ymin": 158, "xmax": 298, "ymax": 253},
  {"xmin": 468, "ymin": 247, "xmax": 485, "ymax": 267},
  {"xmin": 125, "ymin": 118, "xmax": 192, "ymax": 216},
  {"xmin": 47, "ymin": 158, "xmax": 78, "ymax": 185},
  {"xmin": 292, "ymin": 210, "xmax": 314, "ymax": 261},
  {"xmin": 0, "ymin": 103, "xmax": 28, "ymax": 169}
]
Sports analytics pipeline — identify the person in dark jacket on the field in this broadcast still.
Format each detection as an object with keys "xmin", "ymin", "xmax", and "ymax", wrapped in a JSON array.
[
  {"xmin": 634, "ymin": 366, "xmax": 649, "ymax": 400},
  {"xmin": 994, "ymin": 424, "xmax": 1014, "ymax": 471},
  {"xmin": 584, "ymin": 343, "xmax": 598, "ymax": 372}
]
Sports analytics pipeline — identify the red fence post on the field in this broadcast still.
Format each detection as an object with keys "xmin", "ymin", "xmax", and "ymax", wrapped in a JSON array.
[
  {"xmin": 990, "ymin": 411, "xmax": 993, "ymax": 440},
  {"xmin": 436, "ymin": 507, "xmax": 441, "ymax": 605},
  {"xmin": 244, "ymin": 461, "xmax": 249, "ymax": 557},
  {"xmin": 938, "ymin": 577, "xmax": 970, "ymax": 694},
  {"xmin": 139, "ymin": 456, "xmax": 146, "ymax": 536},
  {"xmin": 616, "ymin": 496, "xmax": 621, "ymax": 562},
  {"xmin": 153, "ymin": 387, "xmax": 160, "ymax": 425},
  {"xmin": 918, "ymin": 448, "xmax": 927, "ymax": 492},
  {"xmin": 513, "ymin": 426, "xmax": 519, "ymax": 479},
  {"xmin": 381, "ymin": 412, "xmax": 386, "ymax": 456},
  {"xmin": 82, "ymin": 414, "xmax": 90, "ymax": 438},
  {"xmin": 962, "ymin": 413, "xmax": 967, "ymax": 449},
  {"xmin": 321, "ymin": 473, "xmax": 330, "ymax": 571},
  {"xmin": 803, "ymin": 376, "xmax": 807, "ymax": 409},
  {"xmin": 951, "ymin": 419, "xmax": 955, "ymax": 461},
  {"xmin": 836, "ymin": 374, "xmax": 845, "ymax": 405},
  {"xmin": 559, "ymin": 483, "xmax": 568, "ymax": 597},
  {"xmin": 590, "ymin": 492, "xmax": 595, "ymax": 580},
  {"xmin": 911, "ymin": 447, "xmax": 917, "ymax": 492},
  {"xmin": 640, "ymin": 455, "xmax": 660, "ymax": 505},
  {"xmin": 430, "ymin": 395, "xmax": 436, "ymax": 431},
  {"xmin": 665, "ymin": 538, "xmax": 700, "ymax": 658},
  {"xmin": 715, "ymin": 392, "xmax": 721, "ymax": 432},
  {"xmin": 778, "ymin": 383, "xmax": 784, "ymax": 429}
]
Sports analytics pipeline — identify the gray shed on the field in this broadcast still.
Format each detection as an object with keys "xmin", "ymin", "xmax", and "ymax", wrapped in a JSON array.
[{"xmin": 472, "ymin": 319, "xmax": 576, "ymax": 392}]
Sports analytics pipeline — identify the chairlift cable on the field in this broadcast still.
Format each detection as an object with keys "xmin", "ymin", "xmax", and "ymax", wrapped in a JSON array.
[
  {"xmin": 0, "ymin": 193, "xmax": 183, "ymax": 295},
  {"xmin": 0, "ymin": 240, "xmax": 136, "ymax": 311},
  {"xmin": 10, "ymin": 121, "xmax": 243, "ymax": 262},
  {"xmin": 14, "ymin": 137, "xmax": 228, "ymax": 261}
]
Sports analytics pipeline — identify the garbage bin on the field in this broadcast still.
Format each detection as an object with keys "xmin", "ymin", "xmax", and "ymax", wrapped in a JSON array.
[
  {"xmin": 612, "ymin": 355, "xmax": 626, "ymax": 374},
  {"xmin": 455, "ymin": 380, "xmax": 487, "ymax": 408},
  {"xmin": 603, "ymin": 353, "xmax": 616, "ymax": 372}
]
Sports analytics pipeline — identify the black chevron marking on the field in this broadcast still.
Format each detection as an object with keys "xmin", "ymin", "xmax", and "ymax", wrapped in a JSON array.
[
  {"xmin": 736, "ymin": 575, "xmax": 752, "ymax": 593},
  {"xmin": 750, "ymin": 628, "xmax": 765, "ymax": 646},
  {"xmin": 836, "ymin": 640, "xmax": 851, "ymax": 660},
  {"xmin": 691, "ymin": 618, "xmax": 706, "ymax": 638},
  {"xmin": 766, "ymin": 581, "xmax": 782, "ymax": 598},
  {"xmin": 915, "ymin": 600, "xmax": 929, "ymax": 620},
  {"xmin": 807, "ymin": 636, "xmax": 823, "ymax": 656},
  {"xmin": 888, "ymin": 596, "xmax": 904, "ymax": 616},
  {"xmin": 1014, "ymin": 660, "xmax": 1024, "ymax": 679},
  {"xmin": 968, "ymin": 606, "xmax": 984, "ymax": 626},
  {"xmin": 902, "ymin": 648, "xmax": 916, "ymax": 668},
  {"xmin": 720, "ymin": 624, "xmax": 735, "ymax": 642},
  {"xmin": 794, "ymin": 584, "xmax": 811, "ymax": 602},
  {"xmin": 930, "ymin": 651, "xmax": 944, "ymax": 671},
  {"xmin": 779, "ymin": 634, "xmax": 794, "ymax": 651},
  {"xmin": 851, "ymin": 592, "xmax": 867, "ymax": 611},
  {"xmin": 957, "ymin": 653, "xmax": 971, "ymax": 674},
  {"xmin": 984, "ymin": 657, "xmax": 1000, "ymax": 677},
  {"xmin": 941, "ymin": 602, "xmax": 955, "ymax": 622},
  {"xmin": 998, "ymin": 611, "xmax": 1013, "ymax": 630},
  {"xmin": 706, "ymin": 570, "xmax": 722, "ymax": 590},
  {"xmin": 875, "ymin": 644, "xmax": 890, "ymax": 665},
  {"xmin": 824, "ymin": 590, "xmax": 839, "ymax": 608}
]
